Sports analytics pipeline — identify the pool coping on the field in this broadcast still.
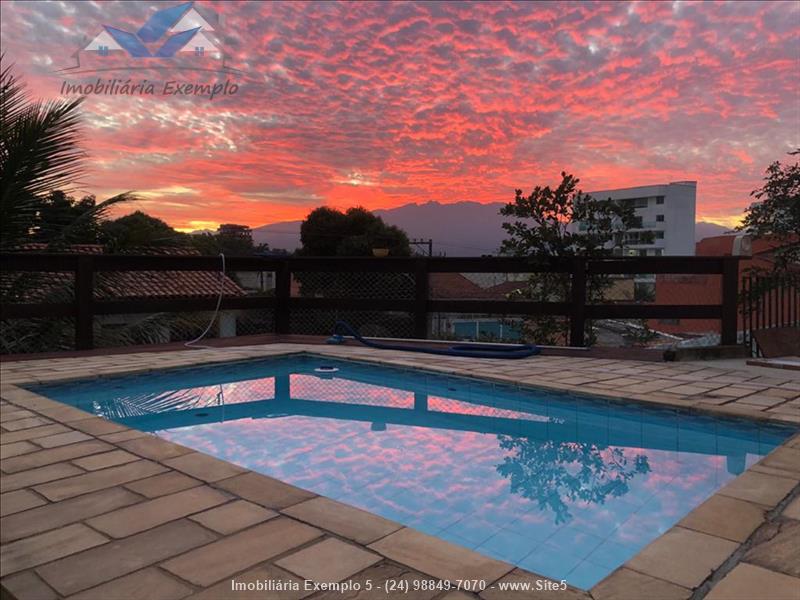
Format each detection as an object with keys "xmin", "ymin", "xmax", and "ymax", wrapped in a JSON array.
[{"xmin": 1, "ymin": 344, "xmax": 798, "ymax": 600}]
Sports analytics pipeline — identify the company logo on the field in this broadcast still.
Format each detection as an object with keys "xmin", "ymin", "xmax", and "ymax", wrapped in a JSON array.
[
  {"xmin": 58, "ymin": 2, "xmax": 246, "ymax": 100},
  {"xmin": 61, "ymin": 1, "xmax": 239, "ymax": 74}
]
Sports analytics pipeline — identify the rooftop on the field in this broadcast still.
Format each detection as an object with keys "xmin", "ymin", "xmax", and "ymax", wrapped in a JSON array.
[{"xmin": 2, "ymin": 245, "xmax": 244, "ymax": 302}]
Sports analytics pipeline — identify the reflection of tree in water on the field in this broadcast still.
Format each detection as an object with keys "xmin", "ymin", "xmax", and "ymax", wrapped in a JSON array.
[{"xmin": 496, "ymin": 437, "xmax": 651, "ymax": 524}]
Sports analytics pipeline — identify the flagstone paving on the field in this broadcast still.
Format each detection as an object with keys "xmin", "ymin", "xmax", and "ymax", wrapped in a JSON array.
[{"xmin": 1, "ymin": 343, "xmax": 799, "ymax": 599}]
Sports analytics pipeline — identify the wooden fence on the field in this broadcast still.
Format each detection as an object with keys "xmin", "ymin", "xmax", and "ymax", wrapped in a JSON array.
[
  {"xmin": 1, "ymin": 254, "xmax": 742, "ymax": 351},
  {"xmin": 741, "ymin": 273, "xmax": 800, "ymax": 356}
]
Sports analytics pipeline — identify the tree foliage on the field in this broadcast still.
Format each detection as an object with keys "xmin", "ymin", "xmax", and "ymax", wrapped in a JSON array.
[
  {"xmin": 499, "ymin": 172, "xmax": 650, "ymax": 345},
  {"xmin": 500, "ymin": 172, "xmax": 647, "ymax": 258},
  {"xmin": 295, "ymin": 207, "xmax": 413, "ymax": 319},
  {"xmin": 496, "ymin": 436, "xmax": 651, "ymax": 524},
  {"xmin": 99, "ymin": 213, "xmax": 270, "ymax": 256},
  {"xmin": 298, "ymin": 206, "xmax": 411, "ymax": 257},
  {"xmin": 739, "ymin": 149, "xmax": 800, "ymax": 272},
  {"xmin": 102, "ymin": 211, "xmax": 186, "ymax": 250},
  {"xmin": 190, "ymin": 226, "xmax": 268, "ymax": 256},
  {"xmin": 23, "ymin": 190, "xmax": 104, "ymax": 244},
  {"xmin": 0, "ymin": 60, "xmax": 132, "ymax": 251}
]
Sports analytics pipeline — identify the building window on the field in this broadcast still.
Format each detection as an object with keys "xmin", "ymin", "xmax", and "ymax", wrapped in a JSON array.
[
  {"xmin": 655, "ymin": 230, "xmax": 665, "ymax": 239},
  {"xmin": 638, "ymin": 249, "xmax": 648, "ymax": 257},
  {"xmin": 656, "ymin": 196, "xmax": 665, "ymax": 205},
  {"xmin": 620, "ymin": 197, "xmax": 649, "ymax": 208},
  {"xmin": 656, "ymin": 214, "xmax": 665, "ymax": 222},
  {"xmin": 98, "ymin": 45, "xmax": 109, "ymax": 56},
  {"xmin": 631, "ymin": 216, "xmax": 643, "ymax": 228},
  {"xmin": 195, "ymin": 46, "xmax": 204, "ymax": 56}
]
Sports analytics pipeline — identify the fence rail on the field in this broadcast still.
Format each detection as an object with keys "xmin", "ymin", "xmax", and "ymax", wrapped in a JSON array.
[
  {"xmin": 742, "ymin": 274, "xmax": 800, "ymax": 357},
  {"xmin": 1, "ymin": 253, "xmax": 742, "ymax": 351}
]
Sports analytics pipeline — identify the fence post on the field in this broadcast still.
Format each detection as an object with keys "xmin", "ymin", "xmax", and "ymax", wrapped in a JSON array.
[
  {"xmin": 721, "ymin": 257, "xmax": 739, "ymax": 346},
  {"xmin": 275, "ymin": 260, "xmax": 291, "ymax": 335},
  {"xmin": 744, "ymin": 275, "xmax": 752, "ymax": 356},
  {"xmin": 75, "ymin": 256, "xmax": 94, "ymax": 350},
  {"xmin": 413, "ymin": 258, "xmax": 429, "ymax": 339},
  {"xmin": 569, "ymin": 257, "xmax": 587, "ymax": 347}
]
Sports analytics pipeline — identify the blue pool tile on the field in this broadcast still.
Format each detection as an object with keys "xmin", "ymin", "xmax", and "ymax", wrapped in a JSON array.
[
  {"xmin": 437, "ymin": 528, "xmax": 482, "ymax": 550},
  {"xmin": 367, "ymin": 503, "xmax": 417, "ymax": 525},
  {"xmin": 441, "ymin": 517, "xmax": 499, "ymax": 547},
  {"xmin": 519, "ymin": 543, "xmax": 584, "ymax": 580},
  {"xmin": 29, "ymin": 353, "xmax": 797, "ymax": 592},
  {"xmin": 477, "ymin": 529, "xmax": 538, "ymax": 563},
  {"xmin": 503, "ymin": 513, "xmax": 565, "ymax": 542},
  {"xmin": 584, "ymin": 539, "xmax": 639, "ymax": 570},
  {"xmin": 547, "ymin": 524, "xmax": 606, "ymax": 559},
  {"xmin": 566, "ymin": 560, "xmax": 611, "ymax": 589}
]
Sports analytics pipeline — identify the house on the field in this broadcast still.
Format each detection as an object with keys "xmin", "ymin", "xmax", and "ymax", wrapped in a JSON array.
[
  {"xmin": 152, "ymin": 27, "xmax": 221, "ymax": 60},
  {"xmin": 138, "ymin": 1, "xmax": 222, "ymax": 60},
  {"xmin": 81, "ymin": 26, "xmax": 151, "ymax": 58},
  {"xmin": 137, "ymin": 2, "xmax": 215, "ymax": 43},
  {"xmin": 647, "ymin": 235, "xmax": 799, "ymax": 338},
  {"xmin": 429, "ymin": 273, "xmax": 525, "ymax": 341},
  {"xmin": 3, "ymin": 245, "xmax": 245, "ymax": 344},
  {"xmin": 74, "ymin": 1, "xmax": 222, "ymax": 66}
]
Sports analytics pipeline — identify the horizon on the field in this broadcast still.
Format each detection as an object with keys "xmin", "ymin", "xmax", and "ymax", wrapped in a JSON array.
[
  {"xmin": 188, "ymin": 199, "xmax": 736, "ymax": 234},
  {"xmin": 2, "ymin": 1, "xmax": 797, "ymax": 231}
]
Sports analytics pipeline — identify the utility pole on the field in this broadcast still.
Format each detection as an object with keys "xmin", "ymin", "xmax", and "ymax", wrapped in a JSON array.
[{"xmin": 410, "ymin": 238, "xmax": 433, "ymax": 257}]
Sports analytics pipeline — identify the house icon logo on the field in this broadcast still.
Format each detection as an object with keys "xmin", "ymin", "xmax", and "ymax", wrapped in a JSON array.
[{"xmin": 63, "ymin": 1, "xmax": 236, "ymax": 73}]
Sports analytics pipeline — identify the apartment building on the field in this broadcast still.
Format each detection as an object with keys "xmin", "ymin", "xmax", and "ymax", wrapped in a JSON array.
[{"xmin": 583, "ymin": 181, "xmax": 697, "ymax": 256}]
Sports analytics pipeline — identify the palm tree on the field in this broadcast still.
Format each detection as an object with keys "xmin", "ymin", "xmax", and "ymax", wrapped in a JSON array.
[
  {"xmin": 0, "ymin": 59, "xmax": 140, "ymax": 353},
  {"xmin": 0, "ymin": 58, "xmax": 134, "ymax": 250}
]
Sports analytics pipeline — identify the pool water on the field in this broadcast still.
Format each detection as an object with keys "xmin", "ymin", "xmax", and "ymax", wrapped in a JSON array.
[{"xmin": 31, "ymin": 355, "xmax": 795, "ymax": 589}]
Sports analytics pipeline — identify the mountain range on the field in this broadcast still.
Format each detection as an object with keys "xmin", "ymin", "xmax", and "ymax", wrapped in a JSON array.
[{"xmin": 250, "ymin": 201, "xmax": 733, "ymax": 255}]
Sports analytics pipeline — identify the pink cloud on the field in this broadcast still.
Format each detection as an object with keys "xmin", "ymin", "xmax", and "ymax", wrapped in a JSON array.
[{"xmin": 1, "ymin": 0, "xmax": 797, "ymax": 230}]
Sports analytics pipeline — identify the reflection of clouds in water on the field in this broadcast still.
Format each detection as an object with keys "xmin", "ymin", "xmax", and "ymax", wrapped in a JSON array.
[
  {"xmin": 45, "ymin": 357, "xmax": 789, "ymax": 590},
  {"xmin": 429, "ymin": 396, "xmax": 550, "ymax": 422},
  {"xmin": 291, "ymin": 375, "xmax": 415, "ymax": 408},
  {"xmin": 157, "ymin": 409, "xmax": 766, "ymax": 589}
]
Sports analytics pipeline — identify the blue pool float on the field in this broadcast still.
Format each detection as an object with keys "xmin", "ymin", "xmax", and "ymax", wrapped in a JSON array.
[{"xmin": 326, "ymin": 321, "xmax": 540, "ymax": 359}]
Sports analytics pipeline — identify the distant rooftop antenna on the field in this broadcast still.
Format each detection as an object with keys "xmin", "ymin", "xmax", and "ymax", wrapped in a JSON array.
[{"xmin": 410, "ymin": 238, "xmax": 433, "ymax": 257}]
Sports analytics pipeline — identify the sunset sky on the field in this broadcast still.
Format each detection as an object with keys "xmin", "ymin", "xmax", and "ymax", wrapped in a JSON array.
[{"xmin": 2, "ymin": 0, "xmax": 798, "ymax": 231}]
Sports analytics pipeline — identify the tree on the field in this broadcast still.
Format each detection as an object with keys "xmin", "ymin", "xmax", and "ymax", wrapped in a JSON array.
[
  {"xmin": 496, "ymin": 436, "xmax": 651, "ymax": 524},
  {"xmin": 738, "ymin": 150, "xmax": 799, "ymax": 272},
  {"xmin": 0, "ymin": 61, "xmax": 136, "ymax": 352},
  {"xmin": 189, "ymin": 224, "xmax": 269, "ymax": 256},
  {"xmin": 500, "ymin": 172, "xmax": 650, "ymax": 345},
  {"xmin": 298, "ymin": 206, "xmax": 411, "ymax": 257},
  {"xmin": 102, "ymin": 211, "xmax": 187, "ymax": 251},
  {"xmin": 0, "ymin": 60, "xmax": 132, "ymax": 251},
  {"xmin": 500, "ymin": 172, "xmax": 646, "ymax": 257},
  {"xmin": 294, "ymin": 207, "xmax": 414, "ymax": 336},
  {"xmin": 216, "ymin": 224, "xmax": 255, "ymax": 256},
  {"xmin": 33, "ymin": 191, "xmax": 104, "ymax": 244}
]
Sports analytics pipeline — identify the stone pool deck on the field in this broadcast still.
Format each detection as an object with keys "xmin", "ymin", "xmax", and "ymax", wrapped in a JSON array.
[{"xmin": 1, "ymin": 344, "xmax": 799, "ymax": 600}]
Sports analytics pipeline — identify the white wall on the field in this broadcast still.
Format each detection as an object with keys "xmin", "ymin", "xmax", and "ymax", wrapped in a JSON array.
[{"xmin": 586, "ymin": 181, "xmax": 697, "ymax": 256}]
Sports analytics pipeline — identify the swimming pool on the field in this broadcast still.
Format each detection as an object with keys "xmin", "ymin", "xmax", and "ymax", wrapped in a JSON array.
[{"xmin": 30, "ymin": 354, "xmax": 795, "ymax": 589}]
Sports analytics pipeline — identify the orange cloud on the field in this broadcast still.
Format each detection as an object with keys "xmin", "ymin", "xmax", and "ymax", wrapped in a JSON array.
[{"xmin": 1, "ymin": 0, "xmax": 796, "ymax": 231}]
